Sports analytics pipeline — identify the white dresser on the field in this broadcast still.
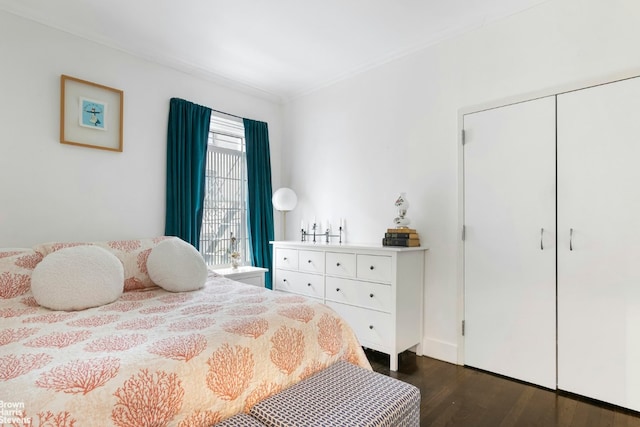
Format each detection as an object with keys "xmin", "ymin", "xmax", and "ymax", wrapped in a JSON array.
[{"xmin": 271, "ymin": 241, "xmax": 426, "ymax": 371}]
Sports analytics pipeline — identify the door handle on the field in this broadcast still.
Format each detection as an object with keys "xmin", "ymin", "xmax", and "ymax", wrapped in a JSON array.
[
  {"xmin": 570, "ymin": 228, "xmax": 573, "ymax": 251},
  {"xmin": 540, "ymin": 228, "xmax": 544, "ymax": 250}
]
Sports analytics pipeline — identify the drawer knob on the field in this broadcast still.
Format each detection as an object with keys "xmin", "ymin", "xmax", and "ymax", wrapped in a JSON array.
[
  {"xmin": 307, "ymin": 259, "xmax": 312, "ymax": 263},
  {"xmin": 283, "ymin": 279, "xmax": 287, "ymax": 283},
  {"xmin": 369, "ymin": 265, "xmax": 375, "ymax": 270},
  {"xmin": 336, "ymin": 288, "xmax": 341, "ymax": 292},
  {"xmin": 336, "ymin": 262, "xmax": 341, "ymax": 267},
  {"xmin": 369, "ymin": 325, "xmax": 374, "ymax": 330},
  {"xmin": 369, "ymin": 293, "xmax": 374, "ymax": 298},
  {"xmin": 283, "ymin": 257, "xmax": 288, "ymax": 261},
  {"xmin": 307, "ymin": 283, "xmax": 312, "ymax": 287}
]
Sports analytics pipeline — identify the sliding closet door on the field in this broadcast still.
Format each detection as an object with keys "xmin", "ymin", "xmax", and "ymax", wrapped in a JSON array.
[
  {"xmin": 464, "ymin": 97, "xmax": 556, "ymax": 389},
  {"xmin": 557, "ymin": 76, "xmax": 640, "ymax": 411}
]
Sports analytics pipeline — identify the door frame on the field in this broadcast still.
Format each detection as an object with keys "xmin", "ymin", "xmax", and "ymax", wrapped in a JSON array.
[{"xmin": 455, "ymin": 69, "xmax": 640, "ymax": 365}]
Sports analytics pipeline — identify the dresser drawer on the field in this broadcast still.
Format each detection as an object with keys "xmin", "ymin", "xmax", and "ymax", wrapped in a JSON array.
[
  {"xmin": 326, "ymin": 252, "xmax": 356, "ymax": 278},
  {"xmin": 327, "ymin": 302, "xmax": 392, "ymax": 350},
  {"xmin": 275, "ymin": 248, "xmax": 298, "ymax": 270},
  {"xmin": 298, "ymin": 250, "xmax": 325, "ymax": 274},
  {"xmin": 325, "ymin": 277, "xmax": 392, "ymax": 313},
  {"xmin": 357, "ymin": 254, "xmax": 392, "ymax": 283},
  {"xmin": 273, "ymin": 269, "xmax": 324, "ymax": 299}
]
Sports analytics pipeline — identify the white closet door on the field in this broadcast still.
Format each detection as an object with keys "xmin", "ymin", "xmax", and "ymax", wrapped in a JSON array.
[
  {"xmin": 464, "ymin": 97, "xmax": 556, "ymax": 389},
  {"xmin": 558, "ymin": 76, "xmax": 640, "ymax": 411}
]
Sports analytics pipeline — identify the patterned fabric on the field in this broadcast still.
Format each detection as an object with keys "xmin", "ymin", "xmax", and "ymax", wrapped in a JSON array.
[
  {"xmin": 250, "ymin": 360, "xmax": 420, "ymax": 427},
  {"xmin": 0, "ymin": 249, "xmax": 43, "ymax": 300},
  {"xmin": 214, "ymin": 413, "xmax": 266, "ymax": 426},
  {"xmin": 33, "ymin": 237, "xmax": 173, "ymax": 291},
  {"xmin": 0, "ymin": 271, "xmax": 370, "ymax": 426}
]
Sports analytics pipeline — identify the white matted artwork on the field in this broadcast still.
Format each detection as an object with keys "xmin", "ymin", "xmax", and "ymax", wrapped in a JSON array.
[{"xmin": 60, "ymin": 75, "xmax": 123, "ymax": 152}]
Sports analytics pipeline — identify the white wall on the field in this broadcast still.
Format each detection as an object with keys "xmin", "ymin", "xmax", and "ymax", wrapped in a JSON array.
[
  {"xmin": 283, "ymin": 0, "xmax": 640, "ymax": 363},
  {"xmin": 0, "ymin": 11, "xmax": 283, "ymax": 247}
]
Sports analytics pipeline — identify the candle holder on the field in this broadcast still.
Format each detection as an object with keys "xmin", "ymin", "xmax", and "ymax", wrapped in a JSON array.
[{"xmin": 301, "ymin": 223, "xmax": 343, "ymax": 244}]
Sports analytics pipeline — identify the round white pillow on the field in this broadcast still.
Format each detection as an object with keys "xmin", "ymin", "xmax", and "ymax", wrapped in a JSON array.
[
  {"xmin": 147, "ymin": 239, "xmax": 207, "ymax": 292},
  {"xmin": 31, "ymin": 245, "xmax": 124, "ymax": 311}
]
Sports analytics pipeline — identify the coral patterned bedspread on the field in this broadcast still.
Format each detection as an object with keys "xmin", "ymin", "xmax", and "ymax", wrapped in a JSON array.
[{"xmin": 0, "ymin": 272, "xmax": 370, "ymax": 426}]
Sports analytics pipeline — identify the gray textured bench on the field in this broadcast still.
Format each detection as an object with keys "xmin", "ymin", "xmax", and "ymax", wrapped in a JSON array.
[
  {"xmin": 249, "ymin": 360, "xmax": 420, "ymax": 427},
  {"xmin": 214, "ymin": 361, "xmax": 420, "ymax": 426},
  {"xmin": 214, "ymin": 413, "xmax": 267, "ymax": 426}
]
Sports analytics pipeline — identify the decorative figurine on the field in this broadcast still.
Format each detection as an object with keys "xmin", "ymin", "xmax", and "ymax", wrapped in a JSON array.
[{"xmin": 393, "ymin": 192, "xmax": 411, "ymax": 228}]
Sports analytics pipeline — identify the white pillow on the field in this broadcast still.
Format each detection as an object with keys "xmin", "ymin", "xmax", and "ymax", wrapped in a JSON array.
[
  {"xmin": 147, "ymin": 239, "xmax": 207, "ymax": 292},
  {"xmin": 31, "ymin": 245, "xmax": 124, "ymax": 311}
]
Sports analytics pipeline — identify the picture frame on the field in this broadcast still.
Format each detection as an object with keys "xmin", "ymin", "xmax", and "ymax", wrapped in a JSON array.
[{"xmin": 60, "ymin": 75, "xmax": 123, "ymax": 152}]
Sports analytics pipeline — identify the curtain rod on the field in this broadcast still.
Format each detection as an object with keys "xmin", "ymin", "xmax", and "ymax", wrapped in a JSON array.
[{"xmin": 211, "ymin": 108, "xmax": 244, "ymax": 120}]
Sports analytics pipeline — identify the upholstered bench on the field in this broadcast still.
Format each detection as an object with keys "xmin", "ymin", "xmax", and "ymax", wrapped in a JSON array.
[
  {"xmin": 249, "ymin": 360, "xmax": 420, "ymax": 427},
  {"xmin": 214, "ymin": 413, "xmax": 266, "ymax": 426}
]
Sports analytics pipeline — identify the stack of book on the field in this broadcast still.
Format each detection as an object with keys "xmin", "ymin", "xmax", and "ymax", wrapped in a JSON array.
[{"xmin": 382, "ymin": 228, "xmax": 421, "ymax": 247}]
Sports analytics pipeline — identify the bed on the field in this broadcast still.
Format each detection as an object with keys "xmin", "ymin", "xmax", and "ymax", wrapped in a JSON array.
[{"xmin": 0, "ymin": 238, "xmax": 370, "ymax": 427}]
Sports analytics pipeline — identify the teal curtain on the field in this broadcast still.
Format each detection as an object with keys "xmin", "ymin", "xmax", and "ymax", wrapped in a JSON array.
[
  {"xmin": 165, "ymin": 98, "xmax": 211, "ymax": 249},
  {"xmin": 244, "ymin": 118, "xmax": 275, "ymax": 289}
]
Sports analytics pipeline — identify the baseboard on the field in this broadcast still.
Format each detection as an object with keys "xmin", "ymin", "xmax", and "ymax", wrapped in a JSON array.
[{"xmin": 421, "ymin": 337, "xmax": 458, "ymax": 364}]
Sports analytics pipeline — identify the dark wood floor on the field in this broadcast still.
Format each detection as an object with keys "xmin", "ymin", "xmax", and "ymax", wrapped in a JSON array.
[{"xmin": 366, "ymin": 350, "xmax": 640, "ymax": 427}]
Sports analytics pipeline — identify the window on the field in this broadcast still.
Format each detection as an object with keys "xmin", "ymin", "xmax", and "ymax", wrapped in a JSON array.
[{"xmin": 199, "ymin": 114, "xmax": 249, "ymax": 267}]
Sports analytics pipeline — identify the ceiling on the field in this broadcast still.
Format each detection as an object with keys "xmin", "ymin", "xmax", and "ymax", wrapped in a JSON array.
[{"xmin": 0, "ymin": 0, "xmax": 550, "ymax": 102}]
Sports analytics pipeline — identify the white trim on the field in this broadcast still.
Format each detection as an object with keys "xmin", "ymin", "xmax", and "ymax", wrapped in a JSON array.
[
  {"xmin": 460, "ymin": 68, "xmax": 640, "ymax": 117},
  {"xmin": 456, "ymin": 111, "xmax": 465, "ymax": 365},
  {"xmin": 422, "ymin": 336, "xmax": 458, "ymax": 365}
]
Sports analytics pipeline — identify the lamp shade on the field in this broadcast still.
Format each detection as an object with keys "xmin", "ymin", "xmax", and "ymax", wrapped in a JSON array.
[{"xmin": 272, "ymin": 187, "xmax": 297, "ymax": 211}]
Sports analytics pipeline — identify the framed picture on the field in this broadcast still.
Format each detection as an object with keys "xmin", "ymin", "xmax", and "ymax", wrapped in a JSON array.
[{"xmin": 60, "ymin": 75, "xmax": 123, "ymax": 152}]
